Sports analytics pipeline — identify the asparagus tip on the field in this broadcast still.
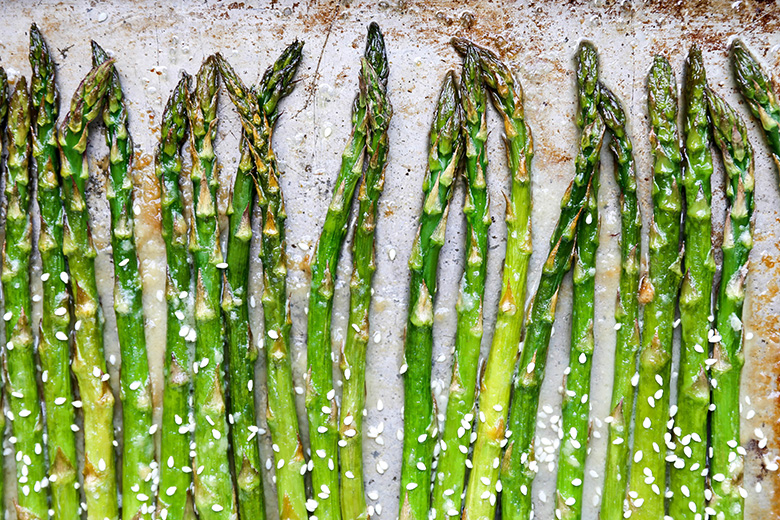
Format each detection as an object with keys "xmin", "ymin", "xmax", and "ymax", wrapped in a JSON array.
[{"xmin": 365, "ymin": 22, "xmax": 388, "ymax": 84}]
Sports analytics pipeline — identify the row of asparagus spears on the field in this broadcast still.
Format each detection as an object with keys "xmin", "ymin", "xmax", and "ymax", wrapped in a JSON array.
[
  {"xmin": 398, "ymin": 36, "xmax": 775, "ymax": 520},
  {"xmin": 0, "ymin": 20, "xmax": 776, "ymax": 520},
  {"xmin": 0, "ymin": 21, "xmax": 396, "ymax": 520}
]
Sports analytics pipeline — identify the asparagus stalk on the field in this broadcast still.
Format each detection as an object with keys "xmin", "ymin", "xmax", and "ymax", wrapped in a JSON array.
[
  {"xmin": 305, "ymin": 28, "xmax": 387, "ymax": 520},
  {"xmin": 669, "ymin": 45, "xmax": 714, "ymax": 520},
  {"xmin": 431, "ymin": 43, "xmax": 489, "ymax": 519},
  {"xmin": 731, "ymin": 40, "xmax": 780, "ymax": 175},
  {"xmin": 626, "ymin": 55, "xmax": 683, "ymax": 519},
  {"xmin": 216, "ymin": 43, "xmax": 307, "ymax": 520},
  {"xmin": 58, "ymin": 59, "xmax": 118, "ymax": 520},
  {"xmin": 186, "ymin": 57, "xmax": 237, "ymax": 520},
  {"xmin": 0, "ymin": 67, "xmax": 6, "ymax": 514},
  {"xmin": 222, "ymin": 134, "xmax": 266, "ymax": 520},
  {"xmin": 555, "ymin": 44, "xmax": 603, "ymax": 519},
  {"xmin": 706, "ymin": 86, "xmax": 754, "ymax": 520},
  {"xmin": 554, "ymin": 173, "xmax": 598, "ymax": 520},
  {"xmin": 451, "ymin": 38, "xmax": 534, "ymax": 520},
  {"xmin": 221, "ymin": 45, "xmax": 304, "ymax": 520},
  {"xmin": 4, "ymin": 76, "xmax": 49, "ymax": 520},
  {"xmin": 29, "ymin": 25, "xmax": 81, "ymax": 520},
  {"xmin": 91, "ymin": 42, "xmax": 155, "ymax": 520},
  {"xmin": 399, "ymin": 72, "xmax": 463, "ymax": 520},
  {"xmin": 597, "ymin": 85, "xmax": 641, "ymax": 520},
  {"xmin": 157, "ymin": 74, "xmax": 196, "ymax": 520},
  {"xmin": 502, "ymin": 42, "xmax": 604, "ymax": 520},
  {"xmin": 339, "ymin": 22, "xmax": 391, "ymax": 520}
]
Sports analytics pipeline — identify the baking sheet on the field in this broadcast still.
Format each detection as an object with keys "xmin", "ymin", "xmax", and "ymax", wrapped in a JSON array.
[{"xmin": 1, "ymin": 0, "xmax": 780, "ymax": 518}]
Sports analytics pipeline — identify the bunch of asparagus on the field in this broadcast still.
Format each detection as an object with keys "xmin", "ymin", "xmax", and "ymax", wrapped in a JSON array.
[
  {"xmin": 0, "ymin": 20, "xmax": 773, "ymax": 520},
  {"xmin": 455, "ymin": 39, "xmax": 534, "ymax": 520},
  {"xmin": 339, "ymin": 24, "xmax": 392, "ymax": 520},
  {"xmin": 300, "ymin": 23, "xmax": 391, "ymax": 520},
  {"xmin": 216, "ymin": 41, "xmax": 307, "ymax": 520}
]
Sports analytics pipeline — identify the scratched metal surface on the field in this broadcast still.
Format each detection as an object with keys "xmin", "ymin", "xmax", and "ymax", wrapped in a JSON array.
[{"xmin": 0, "ymin": 0, "xmax": 779, "ymax": 519}]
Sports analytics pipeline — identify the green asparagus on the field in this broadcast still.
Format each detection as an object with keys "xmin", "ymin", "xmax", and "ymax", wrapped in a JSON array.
[
  {"xmin": 220, "ymin": 44, "xmax": 304, "ymax": 520},
  {"xmin": 626, "ymin": 55, "xmax": 683, "ymax": 519},
  {"xmin": 58, "ymin": 59, "xmax": 118, "ymax": 520},
  {"xmin": 91, "ymin": 42, "xmax": 155, "ymax": 520},
  {"xmin": 216, "ymin": 43, "xmax": 307, "ymax": 520},
  {"xmin": 157, "ymin": 74, "xmax": 196, "ymax": 520},
  {"xmin": 670, "ymin": 45, "xmax": 714, "ymax": 520},
  {"xmin": 306, "ymin": 28, "xmax": 387, "ymax": 520},
  {"xmin": 4, "ymin": 76, "xmax": 49, "ymax": 520},
  {"xmin": 339, "ymin": 22, "xmax": 391, "ymax": 520},
  {"xmin": 731, "ymin": 39, "xmax": 780, "ymax": 175},
  {"xmin": 29, "ymin": 25, "xmax": 81, "ymax": 520},
  {"xmin": 597, "ymin": 85, "xmax": 641, "ymax": 520},
  {"xmin": 186, "ymin": 56, "xmax": 237, "ymax": 520},
  {"xmin": 452, "ymin": 38, "xmax": 534, "ymax": 520},
  {"xmin": 399, "ymin": 72, "xmax": 463, "ymax": 520},
  {"xmin": 706, "ymin": 86, "xmax": 754, "ymax": 520},
  {"xmin": 502, "ymin": 42, "xmax": 604, "ymax": 520},
  {"xmin": 431, "ymin": 43, "xmax": 489, "ymax": 519},
  {"xmin": 555, "ymin": 43, "xmax": 603, "ymax": 520},
  {"xmin": 222, "ymin": 134, "xmax": 265, "ymax": 520}
]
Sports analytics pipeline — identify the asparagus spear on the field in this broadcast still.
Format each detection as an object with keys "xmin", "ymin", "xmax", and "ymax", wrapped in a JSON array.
[
  {"xmin": 221, "ymin": 45, "xmax": 304, "ymax": 520},
  {"xmin": 58, "ymin": 59, "xmax": 118, "ymax": 520},
  {"xmin": 222, "ymin": 134, "xmax": 266, "ymax": 520},
  {"xmin": 305, "ymin": 28, "xmax": 387, "ymax": 520},
  {"xmin": 597, "ymin": 85, "xmax": 641, "ymax": 520},
  {"xmin": 399, "ymin": 72, "xmax": 463, "ymax": 520},
  {"xmin": 339, "ymin": 22, "xmax": 391, "ymax": 520},
  {"xmin": 29, "ymin": 25, "xmax": 81, "ymax": 520},
  {"xmin": 4, "ymin": 76, "xmax": 49, "ymax": 520},
  {"xmin": 216, "ymin": 44, "xmax": 307, "ymax": 520},
  {"xmin": 157, "ymin": 74, "xmax": 196, "ymax": 520},
  {"xmin": 431, "ymin": 43, "xmax": 489, "ymax": 519},
  {"xmin": 669, "ymin": 45, "xmax": 714, "ymax": 520},
  {"xmin": 706, "ymin": 86, "xmax": 754, "ymax": 520},
  {"xmin": 185, "ymin": 57, "xmax": 238, "ymax": 520},
  {"xmin": 731, "ymin": 40, "xmax": 780, "ymax": 175},
  {"xmin": 90, "ymin": 42, "xmax": 155, "ymax": 520},
  {"xmin": 502, "ymin": 42, "xmax": 604, "ymax": 520},
  {"xmin": 626, "ymin": 55, "xmax": 683, "ymax": 519},
  {"xmin": 451, "ymin": 38, "xmax": 534, "ymax": 520},
  {"xmin": 555, "ymin": 44, "xmax": 603, "ymax": 518},
  {"xmin": 0, "ymin": 67, "xmax": 6, "ymax": 513}
]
